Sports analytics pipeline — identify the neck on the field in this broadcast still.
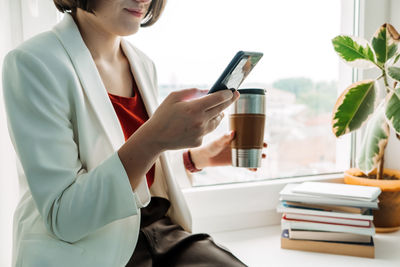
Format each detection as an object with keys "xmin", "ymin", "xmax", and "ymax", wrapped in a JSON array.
[{"xmin": 72, "ymin": 10, "xmax": 122, "ymax": 63}]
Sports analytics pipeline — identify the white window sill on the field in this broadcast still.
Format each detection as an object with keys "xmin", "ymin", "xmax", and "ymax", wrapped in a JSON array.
[
  {"xmin": 183, "ymin": 173, "xmax": 345, "ymax": 233},
  {"xmin": 210, "ymin": 225, "xmax": 400, "ymax": 267}
]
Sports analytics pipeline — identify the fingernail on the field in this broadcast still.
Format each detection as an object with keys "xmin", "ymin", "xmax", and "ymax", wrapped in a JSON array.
[
  {"xmin": 225, "ymin": 130, "xmax": 233, "ymax": 138},
  {"xmin": 222, "ymin": 90, "xmax": 233, "ymax": 98}
]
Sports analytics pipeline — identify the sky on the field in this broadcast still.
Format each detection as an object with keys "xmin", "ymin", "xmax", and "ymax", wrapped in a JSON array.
[{"xmin": 129, "ymin": 0, "xmax": 342, "ymax": 88}]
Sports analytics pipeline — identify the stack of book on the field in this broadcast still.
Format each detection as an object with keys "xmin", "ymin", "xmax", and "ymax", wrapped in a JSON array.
[{"xmin": 277, "ymin": 182, "xmax": 381, "ymax": 258}]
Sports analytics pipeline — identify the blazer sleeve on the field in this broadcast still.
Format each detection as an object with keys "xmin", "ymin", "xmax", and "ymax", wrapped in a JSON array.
[{"xmin": 2, "ymin": 49, "xmax": 139, "ymax": 243}]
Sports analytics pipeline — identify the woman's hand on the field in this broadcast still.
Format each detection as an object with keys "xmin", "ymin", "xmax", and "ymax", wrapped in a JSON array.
[
  {"xmin": 119, "ymin": 89, "xmax": 239, "ymax": 190},
  {"xmin": 190, "ymin": 131, "xmax": 267, "ymax": 170},
  {"xmin": 144, "ymin": 88, "xmax": 240, "ymax": 153},
  {"xmin": 190, "ymin": 130, "xmax": 235, "ymax": 169}
]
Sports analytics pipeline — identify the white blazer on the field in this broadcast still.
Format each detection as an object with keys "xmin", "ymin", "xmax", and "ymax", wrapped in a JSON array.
[{"xmin": 2, "ymin": 14, "xmax": 192, "ymax": 267}]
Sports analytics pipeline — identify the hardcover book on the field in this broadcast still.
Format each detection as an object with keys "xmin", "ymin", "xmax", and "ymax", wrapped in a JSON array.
[
  {"xmin": 284, "ymin": 213, "xmax": 371, "ymax": 227},
  {"xmin": 281, "ymin": 229, "xmax": 375, "ymax": 258},
  {"xmin": 292, "ymin": 182, "xmax": 381, "ymax": 201},
  {"xmin": 283, "ymin": 201, "xmax": 369, "ymax": 214},
  {"xmin": 281, "ymin": 217, "xmax": 375, "ymax": 236},
  {"xmin": 288, "ymin": 229, "xmax": 372, "ymax": 243},
  {"xmin": 277, "ymin": 203, "xmax": 373, "ymax": 220},
  {"xmin": 279, "ymin": 184, "xmax": 379, "ymax": 209}
]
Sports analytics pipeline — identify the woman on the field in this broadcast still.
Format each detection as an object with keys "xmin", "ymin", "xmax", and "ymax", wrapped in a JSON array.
[{"xmin": 2, "ymin": 0, "xmax": 262, "ymax": 266}]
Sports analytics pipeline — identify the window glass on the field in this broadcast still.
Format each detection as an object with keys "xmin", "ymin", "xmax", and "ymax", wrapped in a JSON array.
[{"xmin": 130, "ymin": 0, "xmax": 347, "ymax": 186}]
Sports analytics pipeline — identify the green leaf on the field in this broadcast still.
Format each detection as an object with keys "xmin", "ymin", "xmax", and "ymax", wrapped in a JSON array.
[
  {"xmin": 332, "ymin": 36, "xmax": 375, "ymax": 67},
  {"xmin": 332, "ymin": 80, "xmax": 376, "ymax": 137},
  {"xmin": 394, "ymin": 53, "xmax": 400, "ymax": 64},
  {"xmin": 385, "ymin": 92, "xmax": 400, "ymax": 134},
  {"xmin": 388, "ymin": 45, "xmax": 398, "ymax": 60},
  {"xmin": 388, "ymin": 66, "xmax": 400, "ymax": 82},
  {"xmin": 387, "ymin": 69, "xmax": 400, "ymax": 98},
  {"xmin": 372, "ymin": 23, "xmax": 400, "ymax": 65},
  {"xmin": 357, "ymin": 107, "xmax": 389, "ymax": 174}
]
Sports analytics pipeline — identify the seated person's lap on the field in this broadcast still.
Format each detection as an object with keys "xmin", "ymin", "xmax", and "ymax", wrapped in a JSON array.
[{"xmin": 126, "ymin": 197, "xmax": 247, "ymax": 267}]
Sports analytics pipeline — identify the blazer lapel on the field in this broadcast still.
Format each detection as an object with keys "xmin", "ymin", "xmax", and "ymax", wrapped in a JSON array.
[
  {"xmin": 52, "ymin": 14, "xmax": 125, "ymax": 151},
  {"xmin": 120, "ymin": 39, "xmax": 158, "ymax": 117}
]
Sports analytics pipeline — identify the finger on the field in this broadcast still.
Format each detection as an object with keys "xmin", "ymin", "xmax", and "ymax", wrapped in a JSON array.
[
  {"xmin": 212, "ymin": 129, "xmax": 235, "ymax": 147},
  {"xmin": 205, "ymin": 90, "xmax": 240, "ymax": 118},
  {"xmin": 209, "ymin": 112, "xmax": 224, "ymax": 122},
  {"xmin": 170, "ymin": 88, "xmax": 208, "ymax": 102},
  {"xmin": 262, "ymin": 154, "xmax": 266, "ymax": 159},
  {"xmin": 248, "ymin": 168, "xmax": 258, "ymax": 172},
  {"xmin": 190, "ymin": 90, "xmax": 234, "ymax": 112},
  {"xmin": 219, "ymin": 129, "xmax": 234, "ymax": 141},
  {"xmin": 225, "ymin": 130, "xmax": 235, "ymax": 143},
  {"xmin": 208, "ymin": 129, "xmax": 233, "ymax": 150},
  {"xmin": 204, "ymin": 113, "xmax": 224, "ymax": 134},
  {"xmin": 263, "ymin": 142, "xmax": 268, "ymax": 148}
]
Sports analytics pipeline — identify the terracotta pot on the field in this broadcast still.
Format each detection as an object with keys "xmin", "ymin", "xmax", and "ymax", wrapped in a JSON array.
[{"xmin": 344, "ymin": 168, "xmax": 400, "ymax": 233}]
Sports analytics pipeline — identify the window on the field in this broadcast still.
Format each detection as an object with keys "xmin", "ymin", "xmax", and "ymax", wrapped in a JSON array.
[{"xmin": 131, "ymin": 0, "xmax": 350, "ymax": 186}]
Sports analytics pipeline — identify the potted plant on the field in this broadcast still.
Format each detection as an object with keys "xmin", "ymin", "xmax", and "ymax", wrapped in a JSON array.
[{"xmin": 331, "ymin": 23, "xmax": 400, "ymax": 232}]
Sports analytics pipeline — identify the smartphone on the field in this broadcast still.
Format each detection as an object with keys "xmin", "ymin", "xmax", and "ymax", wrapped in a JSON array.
[{"xmin": 208, "ymin": 51, "xmax": 263, "ymax": 94}]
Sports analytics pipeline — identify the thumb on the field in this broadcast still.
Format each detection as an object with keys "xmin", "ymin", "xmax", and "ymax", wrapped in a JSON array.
[
  {"xmin": 216, "ymin": 130, "xmax": 235, "ymax": 146},
  {"xmin": 224, "ymin": 130, "xmax": 235, "ymax": 144},
  {"xmin": 207, "ymin": 131, "xmax": 233, "ymax": 155},
  {"xmin": 171, "ymin": 88, "xmax": 208, "ymax": 102}
]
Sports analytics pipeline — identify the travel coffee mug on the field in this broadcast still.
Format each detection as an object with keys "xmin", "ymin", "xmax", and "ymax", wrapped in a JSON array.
[{"xmin": 229, "ymin": 88, "xmax": 266, "ymax": 168}]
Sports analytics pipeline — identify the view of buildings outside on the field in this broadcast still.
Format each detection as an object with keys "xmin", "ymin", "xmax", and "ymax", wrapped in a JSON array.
[{"xmin": 130, "ymin": 0, "xmax": 345, "ymax": 186}]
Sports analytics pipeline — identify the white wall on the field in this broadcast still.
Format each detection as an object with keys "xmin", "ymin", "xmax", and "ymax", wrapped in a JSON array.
[
  {"xmin": 390, "ymin": 0, "xmax": 400, "ymax": 25},
  {"xmin": 0, "ymin": 1, "xmax": 58, "ymax": 266},
  {"xmin": 20, "ymin": 0, "xmax": 59, "ymax": 40},
  {"xmin": 0, "ymin": 1, "xmax": 22, "ymax": 266}
]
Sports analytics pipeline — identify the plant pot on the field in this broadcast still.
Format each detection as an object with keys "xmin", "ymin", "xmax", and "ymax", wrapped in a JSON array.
[{"xmin": 344, "ymin": 168, "xmax": 400, "ymax": 233}]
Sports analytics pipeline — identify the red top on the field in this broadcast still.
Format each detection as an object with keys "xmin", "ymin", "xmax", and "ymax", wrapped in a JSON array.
[{"xmin": 107, "ymin": 84, "xmax": 155, "ymax": 188}]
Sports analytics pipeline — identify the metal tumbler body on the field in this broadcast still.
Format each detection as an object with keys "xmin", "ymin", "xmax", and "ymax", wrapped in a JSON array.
[{"xmin": 229, "ymin": 88, "xmax": 266, "ymax": 168}]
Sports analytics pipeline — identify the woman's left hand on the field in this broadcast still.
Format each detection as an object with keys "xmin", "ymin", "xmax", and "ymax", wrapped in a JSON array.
[{"xmin": 190, "ymin": 130, "xmax": 267, "ymax": 170}]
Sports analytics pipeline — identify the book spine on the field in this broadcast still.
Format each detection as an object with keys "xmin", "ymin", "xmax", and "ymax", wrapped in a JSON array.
[
  {"xmin": 280, "ymin": 196, "xmax": 378, "ymax": 209},
  {"xmin": 283, "ymin": 215, "xmax": 371, "ymax": 228},
  {"xmin": 284, "ymin": 213, "xmax": 371, "ymax": 227},
  {"xmin": 281, "ymin": 237, "xmax": 374, "ymax": 258},
  {"xmin": 281, "ymin": 218, "xmax": 375, "ymax": 236}
]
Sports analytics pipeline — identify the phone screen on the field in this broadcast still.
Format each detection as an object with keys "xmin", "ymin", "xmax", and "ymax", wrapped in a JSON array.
[
  {"xmin": 222, "ymin": 57, "xmax": 253, "ymax": 89},
  {"xmin": 208, "ymin": 51, "xmax": 263, "ymax": 94}
]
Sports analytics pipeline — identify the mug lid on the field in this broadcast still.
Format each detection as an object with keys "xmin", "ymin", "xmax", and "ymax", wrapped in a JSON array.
[{"xmin": 237, "ymin": 88, "xmax": 266, "ymax": 95}]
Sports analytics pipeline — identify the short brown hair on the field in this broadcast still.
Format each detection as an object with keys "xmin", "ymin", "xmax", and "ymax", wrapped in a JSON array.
[{"xmin": 53, "ymin": 0, "xmax": 166, "ymax": 27}]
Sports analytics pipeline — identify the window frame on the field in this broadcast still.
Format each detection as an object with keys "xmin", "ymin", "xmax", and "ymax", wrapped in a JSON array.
[
  {"xmin": 184, "ymin": 0, "xmax": 392, "ymax": 233},
  {"xmin": 155, "ymin": 0, "xmax": 352, "ymax": 187},
  {"xmin": 184, "ymin": 173, "xmax": 345, "ymax": 233}
]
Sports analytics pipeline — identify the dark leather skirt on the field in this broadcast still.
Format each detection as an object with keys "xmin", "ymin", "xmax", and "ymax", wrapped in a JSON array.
[{"xmin": 126, "ymin": 197, "xmax": 247, "ymax": 267}]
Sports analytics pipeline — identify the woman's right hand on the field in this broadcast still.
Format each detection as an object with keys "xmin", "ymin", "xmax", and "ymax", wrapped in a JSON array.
[
  {"xmin": 146, "ymin": 88, "xmax": 240, "ymax": 151},
  {"xmin": 118, "ymin": 88, "xmax": 238, "ymax": 189}
]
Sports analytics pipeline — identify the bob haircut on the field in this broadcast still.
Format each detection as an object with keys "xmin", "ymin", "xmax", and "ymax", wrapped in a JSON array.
[{"xmin": 53, "ymin": 0, "xmax": 166, "ymax": 27}]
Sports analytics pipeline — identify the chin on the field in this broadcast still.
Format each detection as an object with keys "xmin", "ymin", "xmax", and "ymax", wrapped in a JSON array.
[
  {"xmin": 119, "ymin": 29, "xmax": 139, "ymax": 36},
  {"xmin": 117, "ymin": 24, "xmax": 140, "ymax": 36}
]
